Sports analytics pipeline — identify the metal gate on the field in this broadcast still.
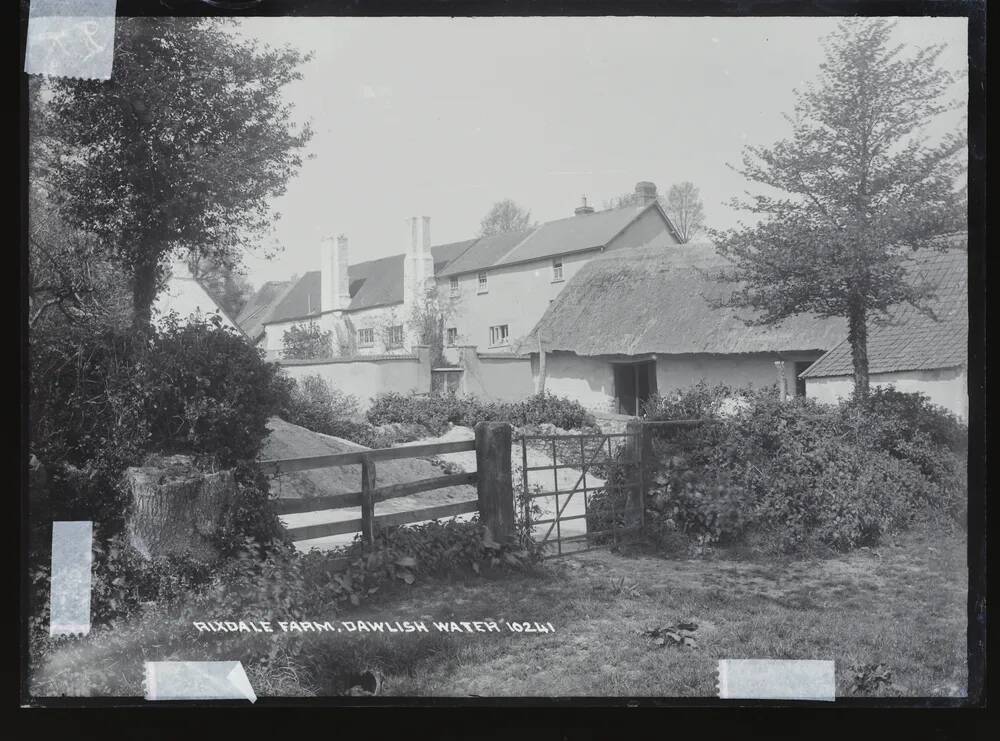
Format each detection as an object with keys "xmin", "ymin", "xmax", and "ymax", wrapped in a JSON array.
[{"xmin": 516, "ymin": 429, "xmax": 644, "ymax": 558}]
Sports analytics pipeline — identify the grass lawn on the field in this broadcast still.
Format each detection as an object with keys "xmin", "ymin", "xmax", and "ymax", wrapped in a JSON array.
[{"xmin": 30, "ymin": 525, "xmax": 967, "ymax": 699}]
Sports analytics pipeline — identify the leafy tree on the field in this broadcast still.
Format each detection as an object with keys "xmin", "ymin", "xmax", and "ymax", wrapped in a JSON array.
[
  {"xmin": 32, "ymin": 17, "xmax": 312, "ymax": 331},
  {"xmin": 281, "ymin": 322, "xmax": 333, "ymax": 360},
  {"xmin": 408, "ymin": 286, "xmax": 456, "ymax": 367},
  {"xmin": 710, "ymin": 19, "xmax": 965, "ymax": 397},
  {"xmin": 28, "ymin": 185, "xmax": 131, "ymax": 330},
  {"xmin": 187, "ymin": 253, "xmax": 255, "ymax": 318},
  {"xmin": 479, "ymin": 199, "xmax": 534, "ymax": 237},
  {"xmin": 663, "ymin": 182, "xmax": 706, "ymax": 243}
]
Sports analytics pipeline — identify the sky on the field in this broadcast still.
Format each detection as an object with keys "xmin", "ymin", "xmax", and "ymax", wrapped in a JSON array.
[{"xmin": 234, "ymin": 16, "xmax": 968, "ymax": 288}]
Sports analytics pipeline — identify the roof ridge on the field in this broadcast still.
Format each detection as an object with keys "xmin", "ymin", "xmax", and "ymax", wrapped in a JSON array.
[{"xmin": 491, "ymin": 226, "xmax": 542, "ymax": 265}]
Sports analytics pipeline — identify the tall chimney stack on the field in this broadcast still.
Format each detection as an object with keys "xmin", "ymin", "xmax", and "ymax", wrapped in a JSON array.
[
  {"xmin": 320, "ymin": 233, "xmax": 351, "ymax": 313},
  {"xmin": 635, "ymin": 181, "xmax": 658, "ymax": 207},
  {"xmin": 403, "ymin": 216, "xmax": 434, "ymax": 312}
]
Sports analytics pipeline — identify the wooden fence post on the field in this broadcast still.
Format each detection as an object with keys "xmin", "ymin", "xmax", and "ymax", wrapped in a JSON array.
[
  {"xmin": 475, "ymin": 421, "xmax": 515, "ymax": 542},
  {"xmin": 624, "ymin": 420, "xmax": 650, "ymax": 530},
  {"xmin": 360, "ymin": 455, "xmax": 376, "ymax": 546}
]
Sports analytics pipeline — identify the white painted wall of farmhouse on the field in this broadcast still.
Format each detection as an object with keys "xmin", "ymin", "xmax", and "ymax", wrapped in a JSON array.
[{"xmin": 806, "ymin": 367, "xmax": 968, "ymax": 421}]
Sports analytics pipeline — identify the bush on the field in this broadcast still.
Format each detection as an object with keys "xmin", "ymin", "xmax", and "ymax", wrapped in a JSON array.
[
  {"xmin": 30, "ymin": 315, "xmax": 291, "ymax": 555},
  {"xmin": 642, "ymin": 385, "xmax": 967, "ymax": 553},
  {"xmin": 366, "ymin": 391, "xmax": 596, "ymax": 433},
  {"xmin": 281, "ymin": 321, "xmax": 333, "ymax": 360},
  {"xmin": 282, "ymin": 375, "xmax": 363, "ymax": 431},
  {"xmin": 142, "ymin": 315, "xmax": 290, "ymax": 466}
]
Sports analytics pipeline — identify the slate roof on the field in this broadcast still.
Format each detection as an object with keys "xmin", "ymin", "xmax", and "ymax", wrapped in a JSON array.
[
  {"xmin": 263, "ymin": 202, "xmax": 675, "ymax": 326},
  {"xmin": 266, "ymin": 243, "xmax": 471, "ymax": 324},
  {"xmin": 526, "ymin": 243, "xmax": 847, "ymax": 356},
  {"xmin": 237, "ymin": 280, "xmax": 296, "ymax": 341},
  {"xmin": 800, "ymin": 243, "xmax": 968, "ymax": 378}
]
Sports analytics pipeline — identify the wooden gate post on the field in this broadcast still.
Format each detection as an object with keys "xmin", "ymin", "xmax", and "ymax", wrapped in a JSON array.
[
  {"xmin": 624, "ymin": 420, "xmax": 650, "ymax": 529},
  {"xmin": 360, "ymin": 455, "xmax": 376, "ymax": 546},
  {"xmin": 474, "ymin": 421, "xmax": 515, "ymax": 542}
]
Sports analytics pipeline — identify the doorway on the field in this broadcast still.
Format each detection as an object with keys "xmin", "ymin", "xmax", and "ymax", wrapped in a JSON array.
[{"xmin": 613, "ymin": 359, "xmax": 657, "ymax": 416}]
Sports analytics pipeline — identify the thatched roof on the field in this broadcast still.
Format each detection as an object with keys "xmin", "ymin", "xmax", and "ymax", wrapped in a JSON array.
[{"xmin": 527, "ymin": 243, "xmax": 847, "ymax": 357}]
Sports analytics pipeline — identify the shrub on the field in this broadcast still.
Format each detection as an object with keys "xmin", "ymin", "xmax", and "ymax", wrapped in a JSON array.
[
  {"xmin": 366, "ymin": 391, "xmax": 596, "ymax": 433},
  {"xmin": 281, "ymin": 321, "xmax": 334, "ymax": 360},
  {"xmin": 30, "ymin": 316, "xmax": 291, "ymax": 553},
  {"xmin": 642, "ymin": 384, "xmax": 966, "ymax": 553},
  {"xmin": 282, "ymin": 375, "xmax": 362, "ymax": 430},
  {"xmin": 642, "ymin": 380, "xmax": 736, "ymax": 421},
  {"xmin": 141, "ymin": 315, "xmax": 290, "ymax": 466}
]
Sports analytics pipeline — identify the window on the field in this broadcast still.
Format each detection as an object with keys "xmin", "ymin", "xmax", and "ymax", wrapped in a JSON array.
[
  {"xmin": 449, "ymin": 276, "xmax": 460, "ymax": 298},
  {"xmin": 446, "ymin": 327, "xmax": 458, "ymax": 346},
  {"xmin": 387, "ymin": 324, "xmax": 405, "ymax": 348},
  {"xmin": 477, "ymin": 272, "xmax": 488, "ymax": 293},
  {"xmin": 489, "ymin": 324, "xmax": 509, "ymax": 347},
  {"xmin": 552, "ymin": 259, "xmax": 564, "ymax": 282},
  {"xmin": 358, "ymin": 328, "xmax": 375, "ymax": 347}
]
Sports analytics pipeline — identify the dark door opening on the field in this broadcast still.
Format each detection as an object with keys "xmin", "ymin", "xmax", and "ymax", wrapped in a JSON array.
[{"xmin": 613, "ymin": 360, "xmax": 657, "ymax": 416}]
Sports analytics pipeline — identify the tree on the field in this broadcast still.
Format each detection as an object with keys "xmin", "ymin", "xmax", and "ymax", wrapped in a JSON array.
[
  {"xmin": 28, "ymin": 185, "xmax": 131, "ymax": 330},
  {"xmin": 663, "ymin": 182, "xmax": 706, "ymax": 243},
  {"xmin": 479, "ymin": 199, "xmax": 534, "ymax": 237},
  {"xmin": 710, "ymin": 19, "xmax": 965, "ymax": 398},
  {"xmin": 187, "ymin": 254, "xmax": 255, "ymax": 318},
  {"xmin": 32, "ymin": 17, "xmax": 312, "ymax": 331},
  {"xmin": 281, "ymin": 322, "xmax": 333, "ymax": 360},
  {"xmin": 409, "ymin": 286, "xmax": 456, "ymax": 367}
]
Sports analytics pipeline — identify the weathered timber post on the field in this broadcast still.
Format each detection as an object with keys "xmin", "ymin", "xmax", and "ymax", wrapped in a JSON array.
[
  {"xmin": 360, "ymin": 455, "xmax": 376, "ymax": 546},
  {"xmin": 475, "ymin": 421, "xmax": 515, "ymax": 542},
  {"xmin": 624, "ymin": 420, "xmax": 651, "ymax": 530}
]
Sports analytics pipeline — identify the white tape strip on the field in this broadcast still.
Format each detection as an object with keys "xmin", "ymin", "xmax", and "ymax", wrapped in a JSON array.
[
  {"xmin": 49, "ymin": 521, "xmax": 93, "ymax": 636},
  {"xmin": 145, "ymin": 661, "xmax": 257, "ymax": 703},
  {"xmin": 718, "ymin": 659, "xmax": 836, "ymax": 701},
  {"xmin": 25, "ymin": 0, "xmax": 117, "ymax": 81}
]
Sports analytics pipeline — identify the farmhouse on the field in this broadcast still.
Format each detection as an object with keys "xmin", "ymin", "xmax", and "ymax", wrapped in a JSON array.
[
  {"xmin": 525, "ymin": 243, "xmax": 847, "ymax": 415},
  {"xmin": 800, "ymin": 238, "xmax": 968, "ymax": 420},
  {"xmin": 153, "ymin": 259, "xmax": 246, "ymax": 336},
  {"xmin": 252, "ymin": 181, "xmax": 681, "ymax": 360}
]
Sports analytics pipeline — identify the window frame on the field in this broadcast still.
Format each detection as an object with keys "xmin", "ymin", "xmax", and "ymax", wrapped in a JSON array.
[
  {"xmin": 489, "ymin": 324, "xmax": 510, "ymax": 348},
  {"xmin": 477, "ymin": 272, "xmax": 488, "ymax": 294},
  {"xmin": 357, "ymin": 327, "xmax": 375, "ymax": 348},
  {"xmin": 387, "ymin": 324, "xmax": 405, "ymax": 349},
  {"xmin": 446, "ymin": 327, "xmax": 458, "ymax": 347},
  {"xmin": 552, "ymin": 258, "xmax": 564, "ymax": 282},
  {"xmin": 449, "ymin": 276, "xmax": 460, "ymax": 298}
]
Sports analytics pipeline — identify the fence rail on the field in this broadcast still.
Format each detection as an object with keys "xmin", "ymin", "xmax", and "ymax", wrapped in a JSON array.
[{"xmin": 260, "ymin": 427, "xmax": 511, "ymax": 545}]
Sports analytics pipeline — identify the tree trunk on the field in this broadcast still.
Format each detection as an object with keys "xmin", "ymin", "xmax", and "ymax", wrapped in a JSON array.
[
  {"xmin": 132, "ymin": 258, "xmax": 158, "ymax": 331},
  {"xmin": 847, "ymin": 293, "xmax": 870, "ymax": 398}
]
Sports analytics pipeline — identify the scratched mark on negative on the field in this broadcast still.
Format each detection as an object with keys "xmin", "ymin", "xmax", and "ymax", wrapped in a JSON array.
[{"xmin": 25, "ymin": 0, "xmax": 117, "ymax": 81}]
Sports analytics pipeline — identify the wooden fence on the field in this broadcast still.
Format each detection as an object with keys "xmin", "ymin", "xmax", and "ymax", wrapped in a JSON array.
[{"xmin": 260, "ymin": 422, "xmax": 515, "ymax": 545}]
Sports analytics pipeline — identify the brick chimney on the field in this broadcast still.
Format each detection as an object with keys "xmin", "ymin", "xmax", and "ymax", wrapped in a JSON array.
[
  {"xmin": 574, "ymin": 195, "xmax": 594, "ymax": 216},
  {"xmin": 634, "ymin": 181, "xmax": 658, "ymax": 207},
  {"xmin": 321, "ymin": 233, "xmax": 351, "ymax": 312},
  {"xmin": 403, "ymin": 216, "xmax": 434, "ymax": 311}
]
